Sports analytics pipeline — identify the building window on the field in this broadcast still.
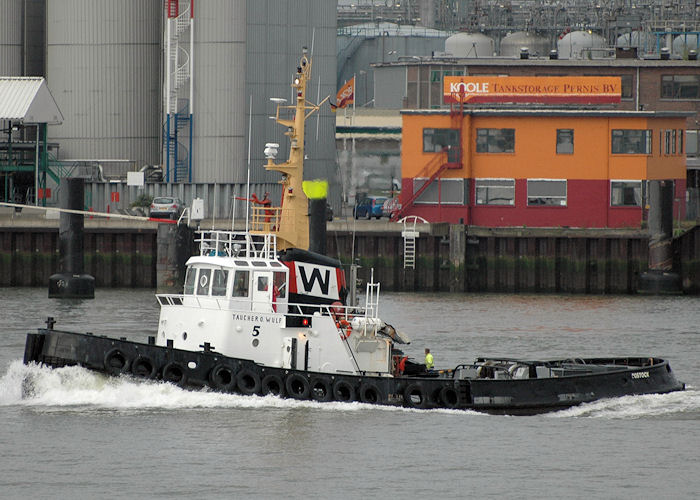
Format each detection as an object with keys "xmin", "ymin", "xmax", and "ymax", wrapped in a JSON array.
[
  {"xmin": 621, "ymin": 74, "xmax": 633, "ymax": 99},
  {"xmin": 475, "ymin": 178, "xmax": 515, "ymax": 205},
  {"xmin": 687, "ymin": 130, "xmax": 699, "ymax": 156},
  {"xmin": 679, "ymin": 129, "xmax": 684, "ymax": 154},
  {"xmin": 476, "ymin": 128, "xmax": 515, "ymax": 153},
  {"xmin": 527, "ymin": 179, "xmax": 567, "ymax": 206},
  {"xmin": 661, "ymin": 75, "xmax": 700, "ymax": 99},
  {"xmin": 611, "ymin": 181, "xmax": 643, "ymax": 207},
  {"xmin": 423, "ymin": 128, "xmax": 459, "ymax": 153},
  {"xmin": 611, "ymin": 129, "xmax": 652, "ymax": 154},
  {"xmin": 413, "ymin": 178, "xmax": 466, "ymax": 204},
  {"xmin": 556, "ymin": 129, "xmax": 574, "ymax": 154}
]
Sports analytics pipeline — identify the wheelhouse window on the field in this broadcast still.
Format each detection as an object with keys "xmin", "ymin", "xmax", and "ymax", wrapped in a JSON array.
[
  {"xmin": 211, "ymin": 269, "xmax": 229, "ymax": 296},
  {"xmin": 257, "ymin": 275, "xmax": 269, "ymax": 292},
  {"xmin": 232, "ymin": 270, "xmax": 249, "ymax": 297},
  {"xmin": 611, "ymin": 181, "xmax": 643, "ymax": 207},
  {"xmin": 184, "ymin": 267, "xmax": 196, "ymax": 295},
  {"xmin": 273, "ymin": 272, "xmax": 287, "ymax": 299},
  {"xmin": 556, "ymin": 129, "xmax": 574, "ymax": 154},
  {"xmin": 476, "ymin": 128, "xmax": 515, "ymax": 153},
  {"xmin": 475, "ymin": 178, "xmax": 515, "ymax": 205},
  {"xmin": 196, "ymin": 268, "xmax": 211, "ymax": 295},
  {"xmin": 413, "ymin": 178, "xmax": 466, "ymax": 204},
  {"xmin": 611, "ymin": 129, "xmax": 652, "ymax": 154},
  {"xmin": 527, "ymin": 180, "xmax": 567, "ymax": 206},
  {"xmin": 661, "ymin": 75, "xmax": 700, "ymax": 99},
  {"xmin": 423, "ymin": 128, "xmax": 459, "ymax": 153}
]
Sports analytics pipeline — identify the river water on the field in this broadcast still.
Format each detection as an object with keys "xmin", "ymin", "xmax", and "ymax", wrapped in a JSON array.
[{"xmin": 1, "ymin": 288, "xmax": 698, "ymax": 499}]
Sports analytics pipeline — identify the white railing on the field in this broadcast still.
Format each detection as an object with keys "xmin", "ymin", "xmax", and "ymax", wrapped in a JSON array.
[{"xmin": 195, "ymin": 230, "xmax": 277, "ymax": 260}]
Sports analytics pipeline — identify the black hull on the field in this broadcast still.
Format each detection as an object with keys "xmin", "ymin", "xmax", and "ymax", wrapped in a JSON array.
[{"xmin": 23, "ymin": 328, "xmax": 685, "ymax": 415}]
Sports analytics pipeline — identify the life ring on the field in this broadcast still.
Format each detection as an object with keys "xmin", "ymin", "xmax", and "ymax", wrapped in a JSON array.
[
  {"xmin": 359, "ymin": 383, "xmax": 382, "ymax": 404},
  {"xmin": 261, "ymin": 374, "xmax": 285, "ymax": 397},
  {"xmin": 332, "ymin": 380, "xmax": 356, "ymax": 402},
  {"xmin": 438, "ymin": 385, "xmax": 459, "ymax": 409},
  {"xmin": 404, "ymin": 383, "xmax": 429, "ymax": 409},
  {"xmin": 236, "ymin": 368, "xmax": 262, "ymax": 395},
  {"xmin": 104, "ymin": 348, "xmax": 129, "ymax": 375},
  {"xmin": 131, "ymin": 355, "xmax": 157, "ymax": 379},
  {"xmin": 162, "ymin": 361, "xmax": 188, "ymax": 387},
  {"xmin": 209, "ymin": 363, "xmax": 237, "ymax": 392},
  {"xmin": 337, "ymin": 319, "xmax": 352, "ymax": 340},
  {"xmin": 285, "ymin": 373, "xmax": 310, "ymax": 400},
  {"xmin": 310, "ymin": 377, "xmax": 333, "ymax": 402}
]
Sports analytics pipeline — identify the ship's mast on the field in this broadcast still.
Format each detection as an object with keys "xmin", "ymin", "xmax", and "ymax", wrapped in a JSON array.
[{"xmin": 252, "ymin": 48, "xmax": 328, "ymax": 250}]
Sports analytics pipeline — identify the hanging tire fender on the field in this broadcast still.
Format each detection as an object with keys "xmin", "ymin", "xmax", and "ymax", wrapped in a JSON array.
[
  {"xmin": 332, "ymin": 380, "xmax": 356, "ymax": 402},
  {"xmin": 236, "ymin": 368, "xmax": 262, "ymax": 395},
  {"xmin": 131, "ymin": 355, "xmax": 157, "ymax": 379},
  {"xmin": 261, "ymin": 374, "xmax": 286, "ymax": 397},
  {"xmin": 359, "ymin": 382, "xmax": 383, "ymax": 404},
  {"xmin": 310, "ymin": 377, "xmax": 333, "ymax": 402},
  {"xmin": 439, "ymin": 385, "xmax": 460, "ymax": 409},
  {"xmin": 104, "ymin": 348, "xmax": 130, "ymax": 375},
  {"xmin": 162, "ymin": 361, "xmax": 188, "ymax": 387},
  {"xmin": 285, "ymin": 373, "xmax": 310, "ymax": 400},
  {"xmin": 404, "ymin": 382, "xmax": 429, "ymax": 409},
  {"xmin": 209, "ymin": 363, "xmax": 237, "ymax": 392}
]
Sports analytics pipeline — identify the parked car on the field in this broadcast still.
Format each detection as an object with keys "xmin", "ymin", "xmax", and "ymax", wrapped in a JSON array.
[
  {"xmin": 354, "ymin": 196, "xmax": 387, "ymax": 219},
  {"xmin": 149, "ymin": 196, "xmax": 184, "ymax": 220},
  {"xmin": 382, "ymin": 197, "xmax": 400, "ymax": 218}
]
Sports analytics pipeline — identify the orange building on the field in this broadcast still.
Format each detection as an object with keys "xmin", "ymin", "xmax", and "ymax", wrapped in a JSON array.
[{"xmin": 399, "ymin": 108, "xmax": 690, "ymax": 228}]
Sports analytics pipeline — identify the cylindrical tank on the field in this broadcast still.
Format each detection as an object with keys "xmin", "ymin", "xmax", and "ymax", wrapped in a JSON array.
[
  {"xmin": 445, "ymin": 32, "xmax": 495, "ymax": 58},
  {"xmin": 0, "ymin": 0, "xmax": 22, "ymax": 76},
  {"xmin": 47, "ymin": 1, "xmax": 161, "ymax": 166},
  {"xmin": 557, "ymin": 30, "xmax": 606, "ymax": 59},
  {"xmin": 192, "ymin": 1, "xmax": 247, "ymax": 183},
  {"xmin": 673, "ymin": 34, "xmax": 700, "ymax": 56},
  {"xmin": 616, "ymin": 31, "xmax": 656, "ymax": 54},
  {"xmin": 500, "ymin": 31, "xmax": 550, "ymax": 57}
]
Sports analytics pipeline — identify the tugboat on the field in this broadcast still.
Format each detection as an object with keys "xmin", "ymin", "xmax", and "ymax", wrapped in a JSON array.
[{"xmin": 22, "ymin": 49, "xmax": 685, "ymax": 415}]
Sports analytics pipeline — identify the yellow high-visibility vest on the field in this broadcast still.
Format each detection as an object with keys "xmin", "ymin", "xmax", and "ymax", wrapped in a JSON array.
[{"xmin": 425, "ymin": 352, "xmax": 434, "ymax": 370}]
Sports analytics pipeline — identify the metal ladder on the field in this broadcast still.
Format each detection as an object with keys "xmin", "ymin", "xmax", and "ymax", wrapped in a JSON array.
[{"xmin": 399, "ymin": 216, "xmax": 428, "ymax": 269}]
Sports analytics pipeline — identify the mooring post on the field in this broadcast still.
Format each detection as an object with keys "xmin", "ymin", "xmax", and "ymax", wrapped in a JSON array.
[
  {"xmin": 639, "ymin": 179, "xmax": 681, "ymax": 293},
  {"xmin": 48, "ymin": 177, "xmax": 95, "ymax": 298},
  {"xmin": 449, "ymin": 224, "xmax": 466, "ymax": 292}
]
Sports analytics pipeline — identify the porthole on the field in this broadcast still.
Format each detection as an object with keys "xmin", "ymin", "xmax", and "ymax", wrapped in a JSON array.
[{"xmin": 252, "ymin": 338, "xmax": 260, "ymax": 347}]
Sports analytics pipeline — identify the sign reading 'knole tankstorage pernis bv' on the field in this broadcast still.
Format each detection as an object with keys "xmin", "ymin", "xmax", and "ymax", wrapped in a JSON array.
[{"xmin": 443, "ymin": 76, "xmax": 621, "ymax": 104}]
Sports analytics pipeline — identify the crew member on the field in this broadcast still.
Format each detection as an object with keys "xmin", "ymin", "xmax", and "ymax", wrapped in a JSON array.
[
  {"xmin": 425, "ymin": 348, "xmax": 434, "ymax": 370},
  {"xmin": 251, "ymin": 192, "xmax": 273, "ymax": 223}
]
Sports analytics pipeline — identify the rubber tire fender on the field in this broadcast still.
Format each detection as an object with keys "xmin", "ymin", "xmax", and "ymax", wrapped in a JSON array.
[
  {"xmin": 285, "ymin": 373, "xmax": 310, "ymax": 400},
  {"xmin": 104, "ymin": 348, "xmax": 130, "ymax": 376},
  {"xmin": 236, "ymin": 368, "xmax": 262, "ymax": 395},
  {"xmin": 131, "ymin": 355, "xmax": 157, "ymax": 379},
  {"xmin": 439, "ymin": 385, "xmax": 460, "ymax": 409},
  {"xmin": 332, "ymin": 380, "xmax": 356, "ymax": 402},
  {"xmin": 404, "ymin": 382, "xmax": 429, "ymax": 409},
  {"xmin": 359, "ymin": 383, "xmax": 383, "ymax": 404},
  {"xmin": 310, "ymin": 377, "xmax": 333, "ymax": 402},
  {"xmin": 261, "ymin": 374, "xmax": 286, "ymax": 397},
  {"xmin": 209, "ymin": 363, "xmax": 237, "ymax": 392},
  {"xmin": 162, "ymin": 361, "xmax": 188, "ymax": 387}
]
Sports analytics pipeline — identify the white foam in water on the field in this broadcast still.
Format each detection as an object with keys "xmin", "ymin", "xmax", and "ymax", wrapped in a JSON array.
[{"xmin": 2, "ymin": 360, "xmax": 694, "ymax": 417}]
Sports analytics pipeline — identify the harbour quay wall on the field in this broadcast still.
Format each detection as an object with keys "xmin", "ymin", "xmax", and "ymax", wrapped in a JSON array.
[
  {"xmin": 328, "ymin": 222, "xmax": 700, "ymax": 295},
  {"xmin": 0, "ymin": 217, "xmax": 698, "ymax": 294}
]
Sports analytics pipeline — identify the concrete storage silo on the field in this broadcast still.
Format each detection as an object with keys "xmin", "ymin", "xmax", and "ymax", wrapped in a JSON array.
[
  {"xmin": 0, "ymin": 0, "xmax": 22, "ymax": 76},
  {"xmin": 557, "ymin": 30, "xmax": 606, "ymax": 59},
  {"xmin": 500, "ymin": 31, "xmax": 550, "ymax": 57},
  {"xmin": 445, "ymin": 32, "xmax": 495, "ymax": 58},
  {"xmin": 46, "ymin": 1, "xmax": 161, "ymax": 167}
]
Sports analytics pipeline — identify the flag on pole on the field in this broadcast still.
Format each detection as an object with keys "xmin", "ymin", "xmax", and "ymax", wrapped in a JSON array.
[{"xmin": 332, "ymin": 76, "xmax": 355, "ymax": 111}]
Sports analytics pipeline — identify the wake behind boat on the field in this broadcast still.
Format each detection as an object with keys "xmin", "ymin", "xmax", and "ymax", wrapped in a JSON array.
[{"xmin": 22, "ymin": 49, "xmax": 685, "ymax": 415}]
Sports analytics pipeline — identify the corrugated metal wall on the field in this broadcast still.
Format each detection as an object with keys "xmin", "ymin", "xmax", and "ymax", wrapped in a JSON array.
[
  {"xmin": 0, "ymin": 0, "xmax": 22, "ymax": 76},
  {"xmin": 245, "ymin": 0, "xmax": 339, "ymax": 206},
  {"xmin": 191, "ymin": 0, "xmax": 247, "ymax": 184},
  {"xmin": 46, "ymin": 0, "xmax": 161, "ymax": 166}
]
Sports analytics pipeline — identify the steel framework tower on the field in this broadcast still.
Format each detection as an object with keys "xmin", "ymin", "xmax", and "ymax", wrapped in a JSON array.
[{"xmin": 164, "ymin": 0, "xmax": 193, "ymax": 183}]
